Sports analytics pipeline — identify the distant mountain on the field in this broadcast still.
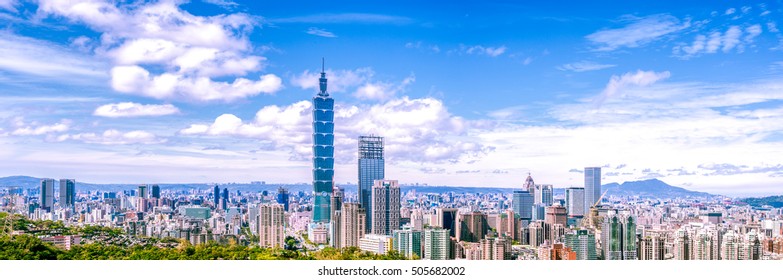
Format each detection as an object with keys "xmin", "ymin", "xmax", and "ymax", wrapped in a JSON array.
[
  {"xmin": 740, "ymin": 196, "xmax": 783, "ymax": 208},
  {"xmin": 602, "ymin": 179, "xmax": 715, "ymax": 199}
]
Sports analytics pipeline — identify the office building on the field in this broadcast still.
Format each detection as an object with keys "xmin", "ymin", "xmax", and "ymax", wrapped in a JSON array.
[
  {"xmin": 602, "ymin": 214, "xmax": 638, "ymax": 260},
  {"xmin": 423, "ymin": 228, "xmax": 451, "ymax": 260},
  {"xmin": 151, "ymin": 184, "xmax": 160, "ymax": 199},
  {"xmin": 584, "ymin": 167, "xmax": 601, "ymax": 214},
  {"xmin": 565, "ymin": 187, "xmax": 585, "ymax": 217},
  {"xmin": 138, "ymin": 185, "xmax": 147, "ymax": 199},
  {"xmin": 480, "ymin": 235, "xmax": 512, "ymax": 260},
  {"xmin": 213, "ymin": 185, "xmax": 220, "ymax": 207},
  {"xmin": 371, "ymin": 180, "xmax": 400, "ymax": 235},
  {"xmin": 276, "ymin": 187, "xmax": 290, "ymax": 211},
  {"xmin": 40, "ymin": 179, "xmax": 55, "ymax": 211},
  {"xmin": 312, "ymin": 59, "xmax": 335, "ymax": 223},
  {"xmin": 58, "ymin": 179, "xmax": 75, "ymax": 208},
  {"xmin": 435, "ymin": 208, "xmax": 458, "ymax": 237},
  {"xmin": 358, "ymin": 135, "xmax": 384, "ymax": 232},
  {"xmin": 545, "ymin": 205, "xmax": 568, "ymax": 226},
  {"xmin": 258, "ymin": 204, "xmax": 285, "ymax": 248},
  {"xmin": 524, "ymin": 173, "xmax": 535, "ymax": 201},
  {"xmin": 340, "ymin": 203, "xmax": 366, "ymax": 248},
  {"xmin": 221, "ymin": 188, "xmax": 229, "ymax": 210},
  {"xmin": 535, "ymin": 184, "xmax": 553, "ymax": 206},
  {"xmin": 565, "ymin": 229, "xmax": 597, "ymax": 260},
  {"xmin": 512, "ymin": 190, "xmax": 533, "ymax": 221},
  {"xmin": 458, "ymin": 211, "xmax": 488, "ymax": 243}
]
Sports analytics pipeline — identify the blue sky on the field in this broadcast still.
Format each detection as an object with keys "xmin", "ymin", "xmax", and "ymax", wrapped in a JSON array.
[{"xmin": 1, "ymin": 0, "xmax": 783, "ymax": 196}]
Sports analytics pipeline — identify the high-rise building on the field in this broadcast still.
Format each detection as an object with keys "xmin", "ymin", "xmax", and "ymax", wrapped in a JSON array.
[
  {"xmin": 312, "ymin": 59, "xmax": 335, "ymax": 224},
  {"xmin": 512, "ymin": 190, "xmax": 533, "ymax": 221},
  {"xmin": 721, "ymin": 230, "xmax": 739, "ymax": 260},
  {"xmin": 584, "ymin": 167, "xmax": 601, "ymax": 214},
  {"xmin": 423, "ymin": 228, "xmax": 451, "ymax": 260},
  {"xmin": 151, "ymin": 184, "xmax": 160, "ymax": 199},
  {"xmin": 638, "ymin": 231, "xmax": 666, "ymax": 260},
  {"xmin": 58, "ymin": 179, "xmax": 75, "ymax": 208},
  {"xmin": 458, "ymin": 211, "xmax": 488, "ymax": 243},
  {"xmin": 330, "ymin": 187, "xmax": 344, "ymax": 248},
  {"xmin": 565, "ymin": 187, "xmax": 585, "ymax": 217},
  {"xmin": 340, "ymin": 203, "xmax": 366, "ymax": 248},
  {"xmin": 358, "ymin": 135, "xmax": 384, "ymax": 232},
  {"xmin": 138, "ymin": 185, "xmax": 148, "ymax": 199},
  {"xmin": 545, "ymin": 205, "xmax": 568, "ymax": 226},
  {"xmin": 371, "ymin": 180, "xmax": 400, "ymax": 235},
  {"xmin": 602, "ymin": 214, "xmax": 637, "ymax": 260},
  {"xmin": 480, "ymin": 235, "xmax": 512, "ymax": 260},
  {"xmin": 535, "ymin": 184, "xmax": 553, "ymax": 206},
  {"xmin": 40, "ymin": 179, "xmax": 55, "ymax": 211},
  {"xmin": 434, "ymin": 208, "xmax": 458, "ymax": 237},
  {"xmin": 258, "ymin": 204, "xmax": 285, "ymax": 248},
  {"xmin": 523, "ymin": 174, "xmax": 535, "ymax": 201},
  {"xmin": 393, "ymin": 226, "xmax": 422, "ymax": 259},
  {"xmin": 674, "ymin": 228, "xmax": 691, "ymax": 260},
  {"xmin": 221, "ymin": 188, "xmax": 229, "ymax": 210},
  {"xmin": 276, "ymin": 187, "xmax": 290, "ymax": 211},
  {"xmin": 213, "ymin": 185, "xmax": 220, "ymax": 207},
  {"xmin": 565, "ymin": 229, "xmax": 597, "ymax": 260}
]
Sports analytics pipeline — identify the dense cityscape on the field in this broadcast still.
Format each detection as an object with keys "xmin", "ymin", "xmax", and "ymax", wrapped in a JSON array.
[{"xmin": 1, "ymin": 64, "xmax": 782, "ymax": 260}]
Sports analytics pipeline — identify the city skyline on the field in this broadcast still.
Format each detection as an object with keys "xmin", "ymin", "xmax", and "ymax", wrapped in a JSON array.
[{"xmin": 1, "ymin": 1, "xmax": 783, "ymax": 195}]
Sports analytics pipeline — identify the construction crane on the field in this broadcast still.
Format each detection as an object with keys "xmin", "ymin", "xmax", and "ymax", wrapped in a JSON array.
[{"xmin": 581, "ymin": 189, "xmax": 609, "ymax": 228}]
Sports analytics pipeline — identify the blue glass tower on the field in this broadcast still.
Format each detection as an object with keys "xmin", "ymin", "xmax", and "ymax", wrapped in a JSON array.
[
  {"xmin": 358, "ymin": 135, "xmax": 384, "ymax": 232},
  {"xmin": 312, "ymin": 58, "xmax": 335, "ymax": 223}
]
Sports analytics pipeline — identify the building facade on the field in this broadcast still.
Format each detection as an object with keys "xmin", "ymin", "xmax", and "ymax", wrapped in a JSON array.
[
  {"xmin": 584, "ymin": 167, "xmax": 601, "ymax": 214},
  {"xmin": 258, "ymin": 204, "xmax": 285, "ymax": 248},
  {"xmin": 371, "ymin": 180, "xmax": 400, "ymax": 235},
  {"xmin": 58, "ymin": 179, "xmax": 75, "ymax": 208},
  {"xmin": 358, "ymin": 135, "xmax": 384, "ymax": 232},
  {"xmin": 312, "ymin": 60, "xmax": 335, "ymax": 223}
]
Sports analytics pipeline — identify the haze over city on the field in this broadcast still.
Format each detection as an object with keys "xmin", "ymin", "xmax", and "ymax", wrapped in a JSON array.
[{"xmin": 1, "ymin": 1, "xmax": 782, "ymax": 195}]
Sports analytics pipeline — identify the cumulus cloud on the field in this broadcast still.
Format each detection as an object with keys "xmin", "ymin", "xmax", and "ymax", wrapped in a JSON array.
[
  {"xmin": 0, "ymin": 0, "xmax": 18, "ymax": 12},
  {"xmin": 180, "ymin": 97, "xmax": 491, "ymax": 164},
  {"xmin": 58, "ymin": 129, "xmax": 165, "ymax": 145},
  {"xmin": 558, "ymin": 61, "xmax": 616, "ymax": 72},
  {"xmin": 93, "ymin": 102, "xmax": 180, "ymax": 117},
  {"xmin": 595, "ymin": 70, "xmax": 671, "ymax": 105},
  {"xmin": 586, "ymin": 14, "xmax": 690, "ymax": 51},
  {"xmin": 306, "ymin": 27, "xmax": 337, "ymax": 38},
  {"xmin": 11, "ymin": 120, "xmax": 71, "ymax": 136},
  {"xmin": 36, "ymin": 0, "xmax": 282, "ymax": 102}
]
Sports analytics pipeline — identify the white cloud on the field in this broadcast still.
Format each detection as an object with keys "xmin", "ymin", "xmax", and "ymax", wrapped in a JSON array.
[
  {"xmin": 725, "ymin": 8, "xmax": 736, "ymax": 15},
  {"xmin": 0, "ymin": 0, "xmax": 17, "ymax": 12},
  {"xmin": 596, "ymin": 70, "xmax": 671, "ymax": 105},
  {"xmin": 11, "ymin": 120, "xmax": 71, "ymax": 136},
  {"xmin": 674, "ymin": 25, "xmax": 760, "ymax": 58},
  {"xmin": 58, "ymin": 129, "xmax": 165, "ymax": 145},
  {"xmin": 461, "ymin": 45, "xmax": 507, "ymax": 57},
  {"xmin": 353, "ymin": 75, "xmax": 415, "ymax": 100},
  {"xmin": 269, "ymin": 13, "xmax": 413, "ymax": 25},
  {"xmin": 0, "ymin": 31, "xmax": 107, "ymax": 80},
  {"xmin": 203, "ymin": 0, "xmax": 238, "ymax": 9},
  {"xmin": 36, "ymin": 0, "xmax": 281, "ymax": 102},
  {"xmin": 180, "ymin": 96, "xmax": 490, "ymax": 164},
  {"xmin": 110, "ymin": 65, "xmax": 282, "ymax": 102},
  {"xmin": 291, "ymin": 67, "xmax": 414, "ymax": 100},
  {"xmin": 558, "ymin": 61, "xmax": 617, "ymax": 72},
  {"xmin": 306, "ymin": 27, "xmax": 337, "ymax": 38},
  {"xmin": 586, "ymin": 14, "xmax": 690, "ymax": 51},
  {"xmin": 93, "ymin": 102, "xmax": 180, "ymax": 117},
  {"xmin": 768, "ymin": 22, "xmax": 779, "ymax": 33}
]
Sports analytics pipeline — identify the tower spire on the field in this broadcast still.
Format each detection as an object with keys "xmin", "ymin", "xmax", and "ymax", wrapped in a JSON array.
[{"xmin": 318, "ymin": 57, "xmax": 328, "ymax": 96}]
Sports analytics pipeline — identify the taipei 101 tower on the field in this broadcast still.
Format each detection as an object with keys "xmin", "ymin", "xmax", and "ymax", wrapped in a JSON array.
[{"xmin": 312, "ymin": 58, "xmax": 335, "ymax": 223}]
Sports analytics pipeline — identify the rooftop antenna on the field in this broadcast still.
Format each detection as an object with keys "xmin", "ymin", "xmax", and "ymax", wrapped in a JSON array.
[{"xmin": 321, "ymin": 57, "xmax": 325, "ymax": 73}]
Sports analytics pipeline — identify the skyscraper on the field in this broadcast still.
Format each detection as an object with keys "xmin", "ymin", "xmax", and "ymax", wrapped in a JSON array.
[
  {"xmin": 276, "ymin": 187, "xmax": 290, "ymax": 211},
  {"xmin": 602, "ymin": 214, "xmax": 638, "ymax": 260},
  {"xmin": 524, "ymin": 173, "xmax": 535, "ymax": 200},
  {"xmin": 358, "ymin": 135, "xmax": 384, "ymax": 232},
  {"xmin": 213, "ymin": 185, "xmax": 220, "ymax": 207},
  {"xmin": 40, "ymin": 179, "xmax": 55, "ymax": 211},
  {"xmin": 58, "ymin": 179, "xmax": 75, "ymax": 208},
  {"xmin": 512, "ymin": 190, "xmax": 533, "ymax": 221},
  {"xmin": 435, "ymin": 208, "xmax": 458, "ymax": 238},
  {"xmin": 371, "ymin": 180, "xmax": 400, "ymax": 235},
  {"xmin": 151, "ymin": 184, "xmax": 160, "ymax": 199},
  {"xmin": 584, "ymin": 167, "xmax": 601, "ymax": 214},
  {"xmin": 258, "ymin": 203, "xmax": 285, "ymax": 248},
  {"xmin": 221, "ymin": 188, "xmax": 229, "ymax": 210},
  {"xmin": 565, "ymin": 187, "xmax": 585, "ymax": 218},
  {"xmin": 138, "ymin": 185, "xmax": 147, "ymax": 199},
  {"xmin": 312, "ymin": 59, "xmax": 335, "ymax": 224},
  {"xmin": 535, "ymin": 184, "xmax": 554, "ymax": 206},
  {"xmin": 458, "ymin": 211, "xmax": 488, "ymax": 242}
]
